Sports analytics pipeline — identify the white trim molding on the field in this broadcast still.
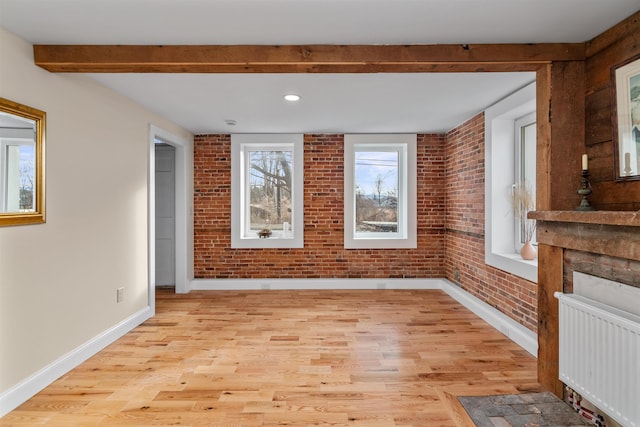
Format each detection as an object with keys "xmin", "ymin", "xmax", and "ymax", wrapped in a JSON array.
[
  {"xmin": 191, "ymin": 277, "xmax": 442, "ymax": 291},
  {"xmin": 0, "ymin": 307, "xmax": 152, "ymax": 418},
  {"xmin": 484, "ymin": 81, "xmax": 538, "ymax": 283},
  {"xmin": 344, "ymin": 134, "xmax": 417, "ymax": 249},
  {"xmin": 440, "ymin": 280, "xmax": 537, "ymax": 356},
  {"xmin": 231, "ymin": 134, "xmax": 304, "ymax": 249},
  {"xmin": 149, "ymin": 124, "xmax": 194, "ymax": 296}
]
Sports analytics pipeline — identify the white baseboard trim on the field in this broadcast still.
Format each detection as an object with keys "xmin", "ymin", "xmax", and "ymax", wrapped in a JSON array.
[
  {"xmin": 0, "ymin": 306, "xmax": 152, "ymax": 418},
  {"xmin": 190, "ymin": 277, "xmax": 538, "ymax": 357},
  {"xmin": 190, "ymin": 277, "xmax": 443, "ymax": 291},
  {"xmin": 440, "ymin": 280, "xmax": 538, "ymax": 357}
]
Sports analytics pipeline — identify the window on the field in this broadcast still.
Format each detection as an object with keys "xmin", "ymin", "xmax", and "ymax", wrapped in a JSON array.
[
  {"xmin": 485, "ymin": 80, "xmax": 538, "ymax": 283},
  {"xmin": 231, "ymin": 134, "xmax": 303, "ymax": 248},
  {"xmin": 1, "ymin": 137, "xmax": 36, "ymax": 212},
  {"xmin": 344, "ymin": 134, "xmax": 416, "ymax": 249},
  {"xmin": 514, "ymin": 112, "xmax": 536, "ymax": 251}
]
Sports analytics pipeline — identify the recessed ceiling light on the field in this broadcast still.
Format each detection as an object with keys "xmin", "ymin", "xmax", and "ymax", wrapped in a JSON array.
[
  {"xmin": 284, "ymin": 94, "xmax": 301, "ymax": 102},
  {"xmin": 225, "ymin": 119, "xmax": 237, "ymax": 126}
]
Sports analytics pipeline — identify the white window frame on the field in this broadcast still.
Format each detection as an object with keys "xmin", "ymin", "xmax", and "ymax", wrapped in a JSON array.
[
  {"xmin": 1, "ymin": 135, "xmax": 36, "ymax": 212},
  {"xmin": 231, "ymin": 134, "xmax": 304, "ymax": 248},
  {"xmin": 344, "ymin": 134, "xmax": 417, "ymax": 249},
  {"xmin": 485, "ymin": 81, "xmax": 538, "ymax": 283},
  {"xmin": 513, "ymin": 112, "xmax": 537, "ymax": 252}
]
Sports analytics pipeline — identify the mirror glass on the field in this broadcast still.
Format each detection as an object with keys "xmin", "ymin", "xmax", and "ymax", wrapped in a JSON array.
[
  {"xmin": 0, "ymin": 97, "xmax": 45, "ymax": 226},
  {"xmin": 613, "ymin": 56, "xmax": 640, "ymax": 180}
]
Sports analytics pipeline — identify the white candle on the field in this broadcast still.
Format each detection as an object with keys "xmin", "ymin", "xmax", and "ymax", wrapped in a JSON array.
[
  {"xmin": 625, "ymin": 152, "xmax": 631, "ymax": 171},
  {"xmin": 582, "ymin": 154, "xmax": 588, "ymax": 171}
]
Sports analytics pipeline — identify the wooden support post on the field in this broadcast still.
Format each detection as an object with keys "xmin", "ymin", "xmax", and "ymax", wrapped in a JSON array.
[{"xmin": 537, "ymin": 243, "xmax": 564, "ymax": 397}]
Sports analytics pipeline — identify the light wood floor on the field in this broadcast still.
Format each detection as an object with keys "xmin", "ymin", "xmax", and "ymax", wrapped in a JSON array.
[{"xmin": 1, "ymin": 288, "xmax": 542, "ymax": 426}]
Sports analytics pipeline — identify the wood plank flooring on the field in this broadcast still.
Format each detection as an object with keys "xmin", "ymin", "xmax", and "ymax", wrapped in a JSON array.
[{"xmin": 1, "ymin": 289, "xmax": 541, "ymax": 426}]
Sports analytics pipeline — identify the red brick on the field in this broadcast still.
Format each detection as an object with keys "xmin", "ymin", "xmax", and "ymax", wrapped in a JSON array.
[{"xmin": 194, "ymin": 134, "xmax": 446, "ymax": 280}]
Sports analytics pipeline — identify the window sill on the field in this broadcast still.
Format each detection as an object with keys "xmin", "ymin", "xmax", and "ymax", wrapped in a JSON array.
[
  {"xmin": 231, "ymin": 236, "xmax": 303, "ymax": 249},
  {"xmin": 486, "ymin": 251, "xmax": 538, "ymax": 283},
  {"xmin": 345, "ymin": 237, "xmax": 417, "ymax": 249}
]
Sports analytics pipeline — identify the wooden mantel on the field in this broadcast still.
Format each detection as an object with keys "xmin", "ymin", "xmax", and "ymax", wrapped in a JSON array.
[
  {"xmin": 529, "ymin": 210, "xmax": 640, "ymax": 227},
  {"xmin": 530, "ymin": 210, "xmax": 640, "ymax": 396},
  {"xmin": 531, "ymin": 210, "xmax": 640, "ymax": 261}
]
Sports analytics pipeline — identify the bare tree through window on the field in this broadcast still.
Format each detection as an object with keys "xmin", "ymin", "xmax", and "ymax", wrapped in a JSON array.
[
  {"xmin": 354, "ymin": 151, "xmax": 398, "ymax": 232},
  {"xmin": 19, "ymin": 145, "xmax": 35, "ymax": 210},
  {"xmin": 249, "ymin": 150, "xmax": 292, "ymax": 233}
]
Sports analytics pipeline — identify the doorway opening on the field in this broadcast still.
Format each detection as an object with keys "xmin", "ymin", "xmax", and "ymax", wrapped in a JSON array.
[
  {"xmin": 155, "ymin": 142, "xmax": 176, "ymax": 287},
  {"xmin": 148, "ymin": 125, "xmax": 192, "ymax": 313}
]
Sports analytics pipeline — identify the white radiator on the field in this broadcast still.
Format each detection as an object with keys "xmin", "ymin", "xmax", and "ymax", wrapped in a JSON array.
[{"xmin": 555, "ymin": 292, "xmax": 640, "ymax": 427}]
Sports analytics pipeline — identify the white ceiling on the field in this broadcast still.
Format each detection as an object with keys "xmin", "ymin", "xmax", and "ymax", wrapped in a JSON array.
[{"xmin": 1, "ymin": 0, "xmax": 638, "ymax": 134}]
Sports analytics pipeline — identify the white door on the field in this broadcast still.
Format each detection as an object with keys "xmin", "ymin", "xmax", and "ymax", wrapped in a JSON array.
[{"xmin": 155, "ymin": 144, "xmax": 175, "ymax": 286}]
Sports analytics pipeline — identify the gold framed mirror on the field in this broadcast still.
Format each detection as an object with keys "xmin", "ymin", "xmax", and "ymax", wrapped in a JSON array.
[{"xmin": 0, "ymin": 97, "xmax": 45, "ymax": 226}]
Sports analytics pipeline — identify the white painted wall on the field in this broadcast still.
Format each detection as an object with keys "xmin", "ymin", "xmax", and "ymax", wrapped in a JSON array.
[{"xmin": 0, "ymin": 26, "xmax": 192, "ymax": 404}]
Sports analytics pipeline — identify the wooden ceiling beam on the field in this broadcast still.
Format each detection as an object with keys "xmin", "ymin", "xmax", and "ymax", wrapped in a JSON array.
[{"xmin": 33, "ymin": 43, "xmax": 585, "ymax": 73}]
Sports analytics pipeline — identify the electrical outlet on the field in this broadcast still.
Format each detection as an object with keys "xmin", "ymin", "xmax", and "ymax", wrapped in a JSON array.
[{"xmin": 116, "ymin": 287, "xmax": 125, "ymax": 303}]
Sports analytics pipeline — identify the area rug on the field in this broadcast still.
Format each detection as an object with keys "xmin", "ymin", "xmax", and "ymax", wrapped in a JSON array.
[{"xmin": 458, "ymin": 392, "xmax": 590, "ymax": 427}]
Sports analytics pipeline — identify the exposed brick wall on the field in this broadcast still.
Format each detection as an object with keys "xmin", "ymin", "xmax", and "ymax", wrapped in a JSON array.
[
  {"xmin": 444, "ymin": 113, "xmax": 538, "ymax": 331},
  {"xmin": 193, "ymin": 127, "xmax": 537, "ymax": 331},
  {"xmin": 193, "ymin": 134, "xmax": 231, "ymax": 271},
  {"xmin": 193, "ymin": 133, "xmax": 446, "ymax": 279}
]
